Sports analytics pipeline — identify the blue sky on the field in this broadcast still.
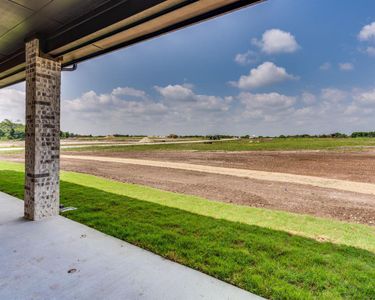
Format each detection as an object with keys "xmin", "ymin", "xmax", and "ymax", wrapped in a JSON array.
[{"xmin": 2, "ymin": 0, "xmax": 375, "ymax": 135}]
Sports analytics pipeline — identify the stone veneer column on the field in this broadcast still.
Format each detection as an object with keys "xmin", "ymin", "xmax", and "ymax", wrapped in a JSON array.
[{"xmin": 24, "ymin": 38, "xmax": 61, "ymax": 220}]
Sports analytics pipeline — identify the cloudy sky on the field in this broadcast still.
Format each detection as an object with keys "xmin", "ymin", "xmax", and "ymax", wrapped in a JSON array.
[{"xmin": 2, "ymin": 0, "xmax": 375, "ymax": 136}]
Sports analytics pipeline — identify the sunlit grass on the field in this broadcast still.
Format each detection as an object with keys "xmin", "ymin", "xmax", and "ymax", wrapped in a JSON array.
[{"xmin": 0, "ymin": 161, "xmax": 374, "ymax": 299}]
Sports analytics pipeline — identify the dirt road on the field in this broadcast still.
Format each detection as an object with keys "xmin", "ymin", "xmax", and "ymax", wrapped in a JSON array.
[
  {"xmin": 62, "ymin": 154, "xmax": 375, "ymax": 196},
  {"xmin": 74, "ymin": 150, "xmax": 375, "ymax": 183},
  {"xmin": 60, "ymin": 157, "xmax": 375, "ymax": 225},
  {"xmin": 0, "ymin": 138, "xmax": 237, "ymax": 152}
]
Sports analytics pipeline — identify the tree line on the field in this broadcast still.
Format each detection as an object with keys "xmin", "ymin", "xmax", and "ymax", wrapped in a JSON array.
[
  {"xmin": 274, "ymin": 132, "xmax": 375, "ymax": 138},
  {"xmin": 0, "ymin": 119, "xmax": 25, "ymax": 139},
  {"xmin": 1, "ymin": 119, "xmax": 375, "ymax": 140},
  {"xmin": 0, "ymin": 119, "xmax": 77, "ymax": 140}
]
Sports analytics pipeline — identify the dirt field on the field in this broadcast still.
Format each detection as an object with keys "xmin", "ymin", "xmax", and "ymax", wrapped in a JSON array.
[
  {"xmin": 67, "ymin": 150, "xmax": 375, "ymax": 183},
  {"xmin": 2, "ymin": 149, "xmax": 375, "ymax": 225}
]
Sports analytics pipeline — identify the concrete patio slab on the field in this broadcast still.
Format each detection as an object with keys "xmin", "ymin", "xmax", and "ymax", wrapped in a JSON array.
[{"xmin": 0, "ymin": 192, "xmax": 263, "ymax": 300}]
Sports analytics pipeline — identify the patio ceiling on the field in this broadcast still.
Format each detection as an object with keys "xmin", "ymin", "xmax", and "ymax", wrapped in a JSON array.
[{"xmin": 0, "ymin": 0, "xmax": 262, "ymax": 88}]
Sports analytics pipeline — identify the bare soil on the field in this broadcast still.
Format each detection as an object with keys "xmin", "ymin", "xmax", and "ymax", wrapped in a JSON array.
[
  {"xmin": 2, "ymin": 150, "xmax": 375, "ymax": 225},
  {"xmin": 68, "ymin": 150, "xmax": 375, "ymax": 184}
]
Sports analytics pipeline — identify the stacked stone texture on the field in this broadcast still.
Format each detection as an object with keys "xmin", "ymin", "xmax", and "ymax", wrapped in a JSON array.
[{"xmin": 24, "ymin": 39, "xmax": 61, "ymax": 220}]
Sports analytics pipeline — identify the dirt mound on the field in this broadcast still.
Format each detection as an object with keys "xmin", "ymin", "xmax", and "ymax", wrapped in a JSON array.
[{"xmin": 138, "ymin": 137, "xmax": 154, "ymax": 143}]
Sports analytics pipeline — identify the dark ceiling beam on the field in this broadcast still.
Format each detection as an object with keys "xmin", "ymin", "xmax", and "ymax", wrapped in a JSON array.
[
  {"xmin": 0, "ymin": 0, "xmax": 262, "ymax": 88},
  {"xmin": 45, "ymin": 0, "xmax": 172, "ymax": 52},
  {"xmin": 0, "ymin": 51, "xmax": 24, "ymax": 80},
  {"xmin": 47, "ymin": 0, "xmax": 198, "ymax": 57},
  {"xmin": 0, "ymin": 0, "xmax": 172, "ymax": 75},
  {"xmin": 60, "ymin": 0, "xmax": 262, "ymax": 67}
]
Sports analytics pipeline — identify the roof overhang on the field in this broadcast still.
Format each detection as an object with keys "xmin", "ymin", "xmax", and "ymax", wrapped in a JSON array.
[{"xmin": 0, "ymin": 0, "xmax": 262, "ymax": 88}]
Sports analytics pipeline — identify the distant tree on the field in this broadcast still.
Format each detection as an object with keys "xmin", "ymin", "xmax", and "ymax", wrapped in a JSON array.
[
  {"xmin": 0, "ymin": 119, "xmax": 84, "ymax": 140},
  {"xmin": 331, "ymin": 132, "xmax": 347, "ymax": 138},
  {"xmin": 207, "ymin": 135, "xmax": 221, "ymax": 140},
  {"xmin": 351, "ymin": 131, "xmax": 375, "ymax": 138},
  {"xmin": 60, "ymin": 131, "xmax": 73, "ymax": 138},
  {"xmin": 0, "ymin": 119, "xmax": 24, "ymax": 140}
]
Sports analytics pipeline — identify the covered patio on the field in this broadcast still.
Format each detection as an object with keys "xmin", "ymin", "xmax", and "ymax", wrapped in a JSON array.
[
  {"xmin": 0, "ymin": 0, "xmax": 263, "ymax": 298},
  {"xmin": 0, "ymin": 191, "xmax": 262, "ymax": 299},
  {"xmin": 0, "ymin": 0, "xmax": 260, "ymax": 219}
]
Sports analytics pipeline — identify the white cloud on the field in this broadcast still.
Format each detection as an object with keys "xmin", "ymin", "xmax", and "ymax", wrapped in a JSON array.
[
  {"xmin": 319, "ymin": 62, "xmax": 331, "ymax": 71},
  {"xmin": 234, "ymin": 50, "xmax": 258, "ymax": 65},
  {"xmin": 252, "ymin": 29, "xmax": 300, "ymax": 54},
  {"xmin": 321, "ymin": 88, "xmax": 348, "ymax": 103},
  {"xmin": 231, "ymin": 61, "xmax": 298, "ymax": 89},
  {"xmin": 155, "ymin": 84, "xmax": 232, "ymax": 111},
  {"xmin": 112, "ymin": 87, "xmax": 147, "ymax": 98},
  {"xmin": 358, "ymin": 22, "xmax": 375, "ymax": 41},
  {"xmin": 239, "ymin": 92, "xmax": 296, "ymax": 110},
  {"xmin": 339, "ymin": 62, "xmax": 354, "ymax": 71},
  {"xmin": 354, "ymin": 89, "xmax": 375, "ymax": 105},
  {"xmin": 358, "ymin": 22, "xmax": 375, "ymax": 57},
  {"xmin": 366, "ymin": 46, "xmax": 375, "ymax": 56},
  {"xmin": 155, "ymin": 84, "xmax": 195, "ymax": 101},
  {"xmin": 63, "ymin": 88, "xmax": 167, "ymax": 116},
  {"xmin": 301, "ymin": 92, "xmax": 316, "ymax": 105},
  {"xmin": 235, "ymin": 92, "xmax": 297, "ymax": 124},
  {"xmin": 0, "ymin": 89, "xmax": 25, "ymax": 122},
  {"xmin": 62, "ymin": 85, "xmax": 233, "ymax": 135},
  {"xmin": 235, "ymin": 87, "xmax": 375, "ymax": 133},
  {"xmin": 61, "ymin": 86, "xmax": 375, "ymax": 135},
  {"xmin": 2, "ymin": 82, "xmax": 375, "ymax": 136}
]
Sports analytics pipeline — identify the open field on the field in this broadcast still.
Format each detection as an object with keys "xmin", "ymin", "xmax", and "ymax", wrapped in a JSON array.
[
  {"xmin": 62, "ymin": 148, "xmax": 375, "ymax": 183},
  {"xmin": 2, "ymin": 137, "xmax": 375, "ymax": 153},
  {"xmin": 0, "ymin": 136, "xmax": 209, "ymax": 147},
  {"xmin": 0, "ymin": 137, "xmax": 236, "ymax": 152},
  {"xmin": 2, "ymin": 141, "xmax": 375, "ymax": 225},
  {"xmin": 0, "ymin": 161, "xmax": 374, "ymax": 299},
  {"xmin": 62, "ymin": 154, "xmax": 375, "ymax": 194},
  {"xmin": 1, "ymin": 137, "xmax": 374, "ymax": 298}
]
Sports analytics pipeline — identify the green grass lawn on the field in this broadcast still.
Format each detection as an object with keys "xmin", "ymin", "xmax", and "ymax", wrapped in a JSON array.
[
  {"xmin": 63, "ymin": 137, "xmax": 375, "ymax": 153},
  {"xmin": 0, "ymin": 161, "xmax": 374, "ymax": 299}
]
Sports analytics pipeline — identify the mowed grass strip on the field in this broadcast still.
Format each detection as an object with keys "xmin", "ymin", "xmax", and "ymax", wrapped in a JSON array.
[
  {"xmin": 0, "ymin": 161, "xmax": 374, "ymax": 253},
  {"xmin": 65, "ymin": 171, "xmax": 375, "ymax": 253},
  {"xmin": 64, "ymin": 137, "xmax": 375, "ymax": 152},
  {"xmin": 0, "ymin": 161, "xmax": 374, "ymax": 299}
]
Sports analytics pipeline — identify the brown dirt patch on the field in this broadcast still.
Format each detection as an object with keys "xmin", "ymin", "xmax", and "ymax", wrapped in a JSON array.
[
  {"xmin": 66, "ymin": 150, "xmax": 375, "ymax": 183},
  {"xmin": 61, "ymin": 158, "xmax": 375, "ymax": 226},
  {"xmin": 2, "ymin": 150, "xmax": 375, "ymax": 225}
]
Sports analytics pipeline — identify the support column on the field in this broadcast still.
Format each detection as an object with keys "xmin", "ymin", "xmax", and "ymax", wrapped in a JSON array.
[{"xmin": 24, "ymin": 38, "xmax": 61, "ymax": 220}]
